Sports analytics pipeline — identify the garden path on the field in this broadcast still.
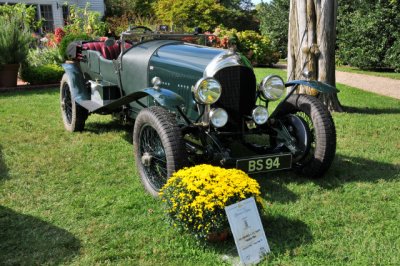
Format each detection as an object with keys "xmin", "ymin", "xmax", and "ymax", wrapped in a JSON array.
[
  {"xmin": 336, "ymin": 71, "xmax": 400, "ymax": 99},
  {"xmin": 275, "ymin": 64, "xmax": 400, "ymax": 100}
]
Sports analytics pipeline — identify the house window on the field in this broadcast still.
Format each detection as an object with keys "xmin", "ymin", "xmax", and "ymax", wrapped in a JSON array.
[
  {"xmin": 40, "ymin": 4, "xmax": 54, "ymax": 32},
  {"xmin": 62, "ymin": 5, "xmax": 69, "ymax": 26}
]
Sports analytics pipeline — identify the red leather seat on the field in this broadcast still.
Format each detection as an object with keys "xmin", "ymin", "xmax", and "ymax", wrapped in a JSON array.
[{"xmin": 82, "ymin": 41, "xmax": 122, "ymax": 60}]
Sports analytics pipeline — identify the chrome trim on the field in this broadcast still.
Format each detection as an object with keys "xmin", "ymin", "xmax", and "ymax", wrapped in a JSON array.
[{"xmin": 203, "ymin": 51, "xmax": 251, "ymax": 77}]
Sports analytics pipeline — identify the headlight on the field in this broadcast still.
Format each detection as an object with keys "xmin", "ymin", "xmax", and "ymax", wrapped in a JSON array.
[
  {"xmin": 259, "ymin": 75, "xmax": 285, "ymax": 101},
  {"xmin": 210, "ymin": 108, "xmax": 228, "ymax": 128},
  {"xmin": 193, "ymin": 77, "xmax": 222, "ymax": 104},
  {"xmin": 252, "ymin": 106, "xmax": 269, "ymax": 125}
]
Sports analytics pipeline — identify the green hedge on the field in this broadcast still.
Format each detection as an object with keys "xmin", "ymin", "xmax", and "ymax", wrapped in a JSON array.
[{"xmin": 20, "ymin": 64, "xmax": 64, "ymax": 85}]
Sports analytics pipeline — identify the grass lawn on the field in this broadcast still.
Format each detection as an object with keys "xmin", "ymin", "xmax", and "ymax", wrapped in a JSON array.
[{"xmin": 1, "ymin": 70, "xmax": 399, "ymax": 265}]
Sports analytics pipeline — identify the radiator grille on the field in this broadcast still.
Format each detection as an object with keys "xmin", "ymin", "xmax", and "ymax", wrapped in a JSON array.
[{"xmin": 214, "ymin": 66, "xmax": 256, "ymax": 129}]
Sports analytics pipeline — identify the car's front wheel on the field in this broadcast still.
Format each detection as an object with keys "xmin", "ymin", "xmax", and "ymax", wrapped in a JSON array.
[
  {"xmin": 274, "ymin": 94, "xmax": 336, "ymax": 178},
  {"xmin": 60, "ymin": 74, "xmax": 88, "ymax": 132},
  {"xmin": 133, "ymin": 106, "xmax": 186, "ymax": 196}
]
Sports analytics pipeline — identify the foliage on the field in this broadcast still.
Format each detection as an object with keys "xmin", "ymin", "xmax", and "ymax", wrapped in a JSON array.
[
  {"xmin": 0, "ymin": 15, "xmax": 32, "ymax": 65},
  {"xmin": 213, "ymin": 27, "xmax": 279, "ymax": 66},
  {"xmin": 19, "ymin": 64, "xmax": 64, "ymax": 85},
  {"xmin": 337, "ymin": 1, "xmax": 400, "ymax": 70},
  {"xmin": 257, "ymin": 0, "xmax": 289, "ymax": 58},
  {"xmin": 0, "ymin": 74, "xmax": 399, "ymax": 264},
  {"xmin": 160, "ymin": 164, "xmax": 263, "ymax": 240},
  {"xmin": 59, "ymin": 33, "xmax": 91, "ymax": 59},
  {"xmin": 236, "ymin": 30, "xmax": 280, "ymax": 66},
  {"xmin": 104, "ymin": 0, "xmax": 156, "ymax": 17},
  {"xmin": 0, "ymin": 3, "xmax": 41, "ymax": 30},
  {"xmin": 106, "ymin": 12, "xmax": 158, "ymax": 37},
  {"xmin": 384, "ymin": 36, "xmax": 400, "ymax": 72},
  {"xmin": 19, "ymin": 47, "xmax": 64, "ymax": 84},
  {"xmin": 64, "ymin": 3, "xmax": 106, "ymax": 38},
  {"xmin": 154, "ymin": 0, "xmax": 226, "ymax": 32}
]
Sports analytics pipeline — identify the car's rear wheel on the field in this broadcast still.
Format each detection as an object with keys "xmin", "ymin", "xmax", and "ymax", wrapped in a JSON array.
[
  {"xmin": 274, "ymin": 94, "xmax": 336, "ymax": 178},
  {"xmin": 133, "ymin": 106, "xmax": 187, "ymax": 196},
  {"xmin": 60, "ymin": 74, "xmax": 88, "ymax": 132}
]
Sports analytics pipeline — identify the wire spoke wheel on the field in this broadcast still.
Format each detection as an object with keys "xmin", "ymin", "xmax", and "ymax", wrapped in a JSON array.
[
  {"xmin": 139, "ymin": 125, "xmax": 168, "ymax": 190},
  {"xmin": 273, "ymin": 94, "xmax": 336, "ymax": 178},
  {"xmin": 59, "ymin": 74, "xmax": 88, "ymax": 132},
  {"xmin": 133, "ymin": 106, "xmax": 187, "ymax": 196}
]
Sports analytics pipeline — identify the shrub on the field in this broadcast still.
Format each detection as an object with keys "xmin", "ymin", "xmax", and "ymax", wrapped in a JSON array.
[
  {"xmin": 19, "ymin": 47, "xmax": 64, "ymax": 85},
  {"xmin": 64, "ymin": 3, "xmax": 106, "ymax": 37},
  {"xmin": 0, "ymin": 15, "xmax": 32, "ymax": 65},
  {"xmin": 160, "ymin": 164, "xmax": 263, "ymax": 240},
  {"xmin": 212, "ymin": 27, "xmax": 279, "ymax": 66},
  {"xmin": 59, "ymin": 33, "xmax": 91, "ymax": 59},
  {"xmin": 384, "ymin": 37, "xmax": 400, "ymax": 73},
  {"xmin": 20, "ymin": 64, "xmax": 64, "ymax": 85}
]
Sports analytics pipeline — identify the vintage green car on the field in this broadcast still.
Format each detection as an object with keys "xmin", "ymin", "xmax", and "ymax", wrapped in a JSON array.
[{"xmin": 60, "ymin": 27, "xmax": 337, "ymax": 196}]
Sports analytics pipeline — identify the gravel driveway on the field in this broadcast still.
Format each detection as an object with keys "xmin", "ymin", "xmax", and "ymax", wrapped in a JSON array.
[{"xmin": 336, "ymin": 71, "xmax": 400, "ymax": 99}]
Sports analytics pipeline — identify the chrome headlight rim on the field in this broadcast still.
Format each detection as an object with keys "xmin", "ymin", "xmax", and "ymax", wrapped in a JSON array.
[
  {"xmin": 209, "ymin": 108, "xmax": 228, "ymax": 128},
  {"xmin": 193, "ymin": 77, "xmax": 222, "ymax": 105},
  {"xmin": 252, "ymin": 106, "xmax": 269, "ymax": 125},
  {"xmin": 259, "ymin": 75, "xmax": 285, "ymax": 101}
]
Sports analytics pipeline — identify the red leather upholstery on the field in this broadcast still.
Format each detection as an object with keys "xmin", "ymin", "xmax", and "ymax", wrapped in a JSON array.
[
  {"xmin": 82, "ymin": 41, "xmax": 122, "ymax": 60},
  {"xmin": 101, "ymin": 43, "xmax": 121, "ymax": 60}
]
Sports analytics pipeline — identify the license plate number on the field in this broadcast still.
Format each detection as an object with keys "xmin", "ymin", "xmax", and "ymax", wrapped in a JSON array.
[{"xmin": 236, "ymin": 154, "xmax": 292, "ymax": 174}]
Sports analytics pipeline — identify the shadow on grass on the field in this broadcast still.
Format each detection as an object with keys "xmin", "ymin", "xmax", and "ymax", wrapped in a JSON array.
[
  {"xmin": 0, "ymin": 206, "xmax": 81, "ymax": 265},
  {"xmin": 0, "ymin": 145, "xmax": 10, "ymax": 182},
  {"xmin": 256, "ymin": 154, "xmax": 399, "ymax": 193},
  {"xmin": 315, "ymin": 154, "xmax": 399, "ymax": 189},
  {"xmin": 207, "ymin": 215, "xmax": 311, "ymax": 259},
  {"xmin": 85, "ymin": 120, "xmax": 133, "ymax": 143},
  {"xmin": 343, "ymin": 105, "xmax": 400, "ymax": 114}
]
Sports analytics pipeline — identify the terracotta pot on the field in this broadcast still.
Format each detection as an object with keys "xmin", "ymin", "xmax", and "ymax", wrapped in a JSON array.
[
  {"xmin": 206, "ymin": 229, "xmax": 230, "ymax": 242},
  {"xmin": 0, "ymin": 64, "xmax": 19, "ymax": 88}
]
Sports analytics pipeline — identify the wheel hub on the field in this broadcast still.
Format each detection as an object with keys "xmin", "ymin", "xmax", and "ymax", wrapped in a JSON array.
[{"xmin": 141, "ymin": 152, "xmax": 152, "ymax": 167}]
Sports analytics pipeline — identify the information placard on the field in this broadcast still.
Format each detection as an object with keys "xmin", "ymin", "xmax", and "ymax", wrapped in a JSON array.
[{"xmin": 225, "ymin": 197, "xmax": 270, "ymax": 265}]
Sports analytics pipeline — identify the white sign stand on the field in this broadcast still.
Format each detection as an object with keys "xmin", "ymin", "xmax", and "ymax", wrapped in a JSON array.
[{"xmin": 225, "ymin": 197, "xmax": 270, "ymax": 265}]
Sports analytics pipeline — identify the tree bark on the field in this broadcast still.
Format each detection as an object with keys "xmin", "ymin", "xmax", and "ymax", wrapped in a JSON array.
[{"xmin": 288, "ymin": 0, "xmax": 343, "ymax": 112}]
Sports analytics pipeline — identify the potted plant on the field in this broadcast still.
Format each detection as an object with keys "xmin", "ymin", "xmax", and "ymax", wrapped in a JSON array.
[
  {"xmin": 160, "ymin": 164, "xmax": 264, "ymax": 241},
  {"xmin": 0, "ymin": 15, "xmax": 32, "ymax": 87}
]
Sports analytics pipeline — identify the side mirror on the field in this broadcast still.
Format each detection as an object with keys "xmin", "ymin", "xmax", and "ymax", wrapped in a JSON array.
[{"xmin": 104, "ymin": 38, "xmax": 115, "ymax": 47}]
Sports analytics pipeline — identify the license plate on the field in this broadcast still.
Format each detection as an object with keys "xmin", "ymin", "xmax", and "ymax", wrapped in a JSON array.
[{"xmin": 236, "ymin": 153, "xmax": 292, "ymax": 174}]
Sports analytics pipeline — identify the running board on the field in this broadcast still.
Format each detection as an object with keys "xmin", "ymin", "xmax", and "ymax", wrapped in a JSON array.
[{"xmin": 77, "ymin": 91, "xmax": 148, "ymax": 113}]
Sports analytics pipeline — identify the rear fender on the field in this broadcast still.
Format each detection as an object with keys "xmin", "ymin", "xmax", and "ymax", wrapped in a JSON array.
[
  {"xmin": 285, "ymin": 80, "xmax": 339, "ymax": 93},
  {"xmin": 62, "ymin": 63, "xmax": 90, "ymax": 104}
]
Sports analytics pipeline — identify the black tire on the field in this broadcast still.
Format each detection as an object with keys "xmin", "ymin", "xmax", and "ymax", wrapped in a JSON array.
[
  {"xmin": 60, "ymin": 74, "xmax": 88, "ymax": 132},
  {"xmin": 275, "ymin": 94, "xmax": 336, "ymax": 178},
  {"xmin": 133, "ymin": 106, "xmax": 187, "ymax": 196}
]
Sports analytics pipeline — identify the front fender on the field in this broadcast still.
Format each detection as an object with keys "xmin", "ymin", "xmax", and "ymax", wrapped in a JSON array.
[
  {"xmin": 285, "ymin": 80, "xmax": 339, "ymax": 93},
  {"xmin": 143, "ymin": 88, "xmax": 185, "ymax": 108},
  {"xmin": 62, "ymin": 63, "xmax": 90, "ymax": 104}
]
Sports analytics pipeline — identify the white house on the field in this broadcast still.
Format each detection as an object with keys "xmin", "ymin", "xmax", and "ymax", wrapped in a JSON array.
[{"xmin": 0, "ymin": 0, "xmax": 105, "ymax": 32}]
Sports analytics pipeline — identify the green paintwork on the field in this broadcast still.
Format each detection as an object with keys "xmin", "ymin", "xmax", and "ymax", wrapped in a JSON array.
[
  {"xmin": 89, "ymin": 87, "xmax": 184, "ymax": 113},
  {"xmin": 62, "ymin": 63, "xmax": 90, "ymax": 103},
  {"xmin": 67, "ymin": 38, "xmax": 255, "ymax": 119},
  {"xmin": 285, "ymin": 80, "xmax": 339, "ymax": 93},
  {"xmin": 149, "ymin": 43, "xmax": 225, "ymax": 120}
]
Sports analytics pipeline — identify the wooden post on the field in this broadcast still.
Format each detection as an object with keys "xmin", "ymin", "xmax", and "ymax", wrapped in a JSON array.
[{"xmin": 288, "ymin": 0, "xmax": 343, "ymax": 112}]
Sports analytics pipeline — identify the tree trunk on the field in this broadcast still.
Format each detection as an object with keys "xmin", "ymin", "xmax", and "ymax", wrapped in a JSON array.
[{"xmin": 288, "ymin": 0, "xmax": 343, "ymax": 112}]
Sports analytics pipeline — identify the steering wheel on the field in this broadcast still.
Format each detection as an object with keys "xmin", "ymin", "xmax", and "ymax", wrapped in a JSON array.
[{"xmin": 130, "ymin": 26, "xmax": 153, "ymax": 33}]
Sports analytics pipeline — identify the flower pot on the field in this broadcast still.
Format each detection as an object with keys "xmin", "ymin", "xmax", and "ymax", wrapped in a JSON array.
[
  {"xmin": 0, "ymin": 64, "xmax": 19, "ymax": 88},
  {"xmin": 206, "ymin": 229, "xmax": 230, "ymax": 242}
]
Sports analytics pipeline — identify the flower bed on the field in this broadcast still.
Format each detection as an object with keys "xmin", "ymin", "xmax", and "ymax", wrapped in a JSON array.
[{"xmin": 160, "ymin": 164, "xmax": 263, "ymax": 240}]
